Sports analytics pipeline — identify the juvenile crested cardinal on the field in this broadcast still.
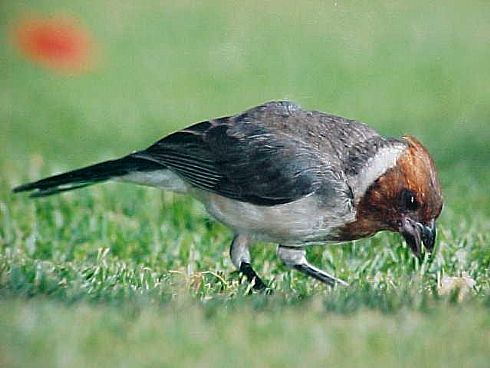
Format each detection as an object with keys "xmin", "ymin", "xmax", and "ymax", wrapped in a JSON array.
[{"xmin": 14, "ymin": 101, "xmax": 443, "ymax": 290}]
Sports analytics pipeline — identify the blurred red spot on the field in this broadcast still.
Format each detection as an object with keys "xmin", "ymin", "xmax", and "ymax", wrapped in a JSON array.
[{"xmin": 12, "ymin": 15, "xmax": 95, "ymax": 74}]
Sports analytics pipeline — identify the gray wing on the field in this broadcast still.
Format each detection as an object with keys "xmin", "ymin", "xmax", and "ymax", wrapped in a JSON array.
[{"xmin": 133, "ymin": 101, "xmax": 374, "ymax": 206}]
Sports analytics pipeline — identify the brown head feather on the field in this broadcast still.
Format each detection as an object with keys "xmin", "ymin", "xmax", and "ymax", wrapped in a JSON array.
[{"xmin": 338, "ymin": 136, "xmax": 443, "ymax": 240}]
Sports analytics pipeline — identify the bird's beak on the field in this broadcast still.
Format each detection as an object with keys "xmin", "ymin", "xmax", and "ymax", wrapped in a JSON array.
[{"xmin": 400, "ymin": 218, "xmax": 436, "ymax": 257}]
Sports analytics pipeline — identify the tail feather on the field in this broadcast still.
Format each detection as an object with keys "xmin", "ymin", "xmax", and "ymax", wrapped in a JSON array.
[{"xmin": 13, "ymin": 155, "xmax": 164, "ymax": 197}]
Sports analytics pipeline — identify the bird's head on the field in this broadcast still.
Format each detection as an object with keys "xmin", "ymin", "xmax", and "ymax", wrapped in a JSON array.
[{"xmin": 343, "ymin": 136, "xmax": 443, "ymax": 257}]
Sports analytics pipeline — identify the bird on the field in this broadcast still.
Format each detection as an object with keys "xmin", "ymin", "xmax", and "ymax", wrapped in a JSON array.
[{"xmin": 13, "ymin": 101, "xmax": 443, "ymax": 290}]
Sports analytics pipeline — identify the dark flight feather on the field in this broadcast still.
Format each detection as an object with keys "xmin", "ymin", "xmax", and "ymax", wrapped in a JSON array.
[{"xmin": 12, "ymin": 156, "xmax": 163, "ymax": 197}]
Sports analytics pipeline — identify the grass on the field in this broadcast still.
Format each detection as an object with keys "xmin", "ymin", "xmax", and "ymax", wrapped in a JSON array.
[
  {"xmin": 2, "ymin": 300, "xmax": 489, "ymax": 368},
  {"xmin": 1, "ymin": 0, "xmax": 490, "ymax": 367}
]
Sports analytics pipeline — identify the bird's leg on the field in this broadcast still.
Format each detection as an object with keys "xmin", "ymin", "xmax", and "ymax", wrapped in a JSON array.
[
  {"xmin": 230, "ymin": 234, "xmax": 267, "ymax": 291},
  {"xmin": 277, "ymin": 245, "xmax": 349, "ymax": 287}
]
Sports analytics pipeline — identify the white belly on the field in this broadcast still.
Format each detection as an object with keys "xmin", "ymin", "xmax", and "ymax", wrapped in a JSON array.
[
  {"xmin": 118, "ymin": 169, "xmax": 353, "ymax": 245},
  {"xmin": 197, "ymin": 191, "xmax": 352, "ymax": 245}
]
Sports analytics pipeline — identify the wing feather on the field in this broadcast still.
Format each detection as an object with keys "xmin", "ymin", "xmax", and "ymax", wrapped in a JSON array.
[{"xmin": 133, "ymin": 101, "xmax": 368, "ymax": 207}]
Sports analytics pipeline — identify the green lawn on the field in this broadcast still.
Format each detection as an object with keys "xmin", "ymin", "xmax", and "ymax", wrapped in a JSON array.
[{"xmin": 1, "ymin": 1, "xmax": 489, "ymax": 367}]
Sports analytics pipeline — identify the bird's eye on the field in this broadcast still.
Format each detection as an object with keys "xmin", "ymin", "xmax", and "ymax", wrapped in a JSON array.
[{"xmin": 400, "ymin": 189, "xmax": 419, "ymax": 211}]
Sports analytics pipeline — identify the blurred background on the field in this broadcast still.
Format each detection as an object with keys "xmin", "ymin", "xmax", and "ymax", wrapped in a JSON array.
[{"xmin": 1, "ymin": 0, "xmax": 489, "ymax": 212}]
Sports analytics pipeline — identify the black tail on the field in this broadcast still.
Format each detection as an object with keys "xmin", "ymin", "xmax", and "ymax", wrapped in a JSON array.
[{"xmin": 13, "ymin": 155, "xmax": 164, "ymax": 197}]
